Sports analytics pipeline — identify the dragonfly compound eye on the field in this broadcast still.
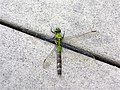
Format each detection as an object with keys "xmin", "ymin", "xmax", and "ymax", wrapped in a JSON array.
[{"xmin": 55, "ymin": 28, "xmax": 61, "ymax": 33}]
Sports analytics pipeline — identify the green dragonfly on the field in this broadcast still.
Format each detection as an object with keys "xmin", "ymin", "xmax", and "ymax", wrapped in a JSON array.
[{"xmin": 43, "ymin": 27, "xmax": 98, "ymax": 76}]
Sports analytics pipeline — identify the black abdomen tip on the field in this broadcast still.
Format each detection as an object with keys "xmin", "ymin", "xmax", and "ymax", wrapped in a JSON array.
[{"xmin": 57, "ymin": 69, "xmax": 62, "ymax": 75}]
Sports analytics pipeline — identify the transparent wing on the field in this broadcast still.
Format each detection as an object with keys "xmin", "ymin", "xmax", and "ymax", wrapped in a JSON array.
[
  {"xmin": 80, "ymin": 51, "xmax": 98, "ymax": 68},
  {"xmin": 43, "ymin": 46, "xmax": 56, "ymax": 69},
  {"xmin": 62, "ymin": 28, "xmax": 100, "ymax": 67},
  {"xmin": 63, "ymin": 48, "xmax": 98, "ymax": 68},
  {"xmin": 63, "ymin": 30, "xmax": 99, "ymax": 42},
  {"xmin": 63, "ymin": 24, "xmax": 99, "ymax": 43},
  {"xmin": 62, "ymin": 30, "xmax": 99, "ymax": 57}
]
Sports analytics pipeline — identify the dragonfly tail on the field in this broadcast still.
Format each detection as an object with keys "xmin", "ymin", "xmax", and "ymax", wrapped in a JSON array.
[{"xmin": 57, "ymin": 52, "xmax": 62, "ymax": 75}]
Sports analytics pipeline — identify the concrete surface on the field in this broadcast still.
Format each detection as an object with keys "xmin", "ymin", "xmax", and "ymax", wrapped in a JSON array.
[
  {"xmin": 1, "ymin": 25, "xmax": 120, "ymax": 90},
  {"xmin": 0, "ymin": 0, "xmax": 120, "ymax": 63},
  {"xmin": 0, "ymin": 0, "xmax": 120, "ymax": 90}
]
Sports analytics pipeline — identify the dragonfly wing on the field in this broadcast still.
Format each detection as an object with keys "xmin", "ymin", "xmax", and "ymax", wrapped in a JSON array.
[
  {"xmin": 43, "ymin": 46, "xmax": 56, "ymax": 69},
  {"xmin": 63, "ymin": 30, "xmax": 99, "ymax": 42},
  {"xmin": 62, "ymin": 30, "xmax": 99, "ymax": 67},
  {"xmin": 63, "ymin": 48, "xmax": 98, "ymax": 68},
  {"xmin": 81, "ymin": 51, "xmax": 98, "ymax": 67}
]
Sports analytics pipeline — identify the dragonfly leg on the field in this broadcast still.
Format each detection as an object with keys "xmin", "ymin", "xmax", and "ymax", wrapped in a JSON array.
[
  {"xmin": 49, "ymin": 24, "xmax": 55, "ymax": 34},
  {"xmin": 50, "ymin": 27, "xmax": 55, "ymax": 34},
  {"xmin": 62, "ymin": 31, "xmax": 65, "ymax": 39}
]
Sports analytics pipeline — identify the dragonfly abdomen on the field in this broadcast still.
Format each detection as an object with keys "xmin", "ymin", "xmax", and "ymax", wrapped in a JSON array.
[{"xmin": 57, "ymin": 46, "xmax": 62, "ymax": 75}]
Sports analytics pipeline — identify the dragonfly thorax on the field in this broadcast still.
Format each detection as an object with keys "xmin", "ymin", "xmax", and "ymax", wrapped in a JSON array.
[
  {"xmin": 54, "ymin": 33, "xmax": 62, "ymax": 47},
  {"xmin": 55, "ymin": 33, "xmax": 62, "ymax": 39}
]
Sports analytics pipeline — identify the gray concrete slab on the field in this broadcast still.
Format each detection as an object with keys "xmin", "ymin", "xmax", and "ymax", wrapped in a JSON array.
[
  {"xmin": 0, "ymin": 0, "xmax": 120, "ymax": 64},
  {"xmin": 1, "ymin": 25, "xmax": 120, "ymax": 90}
]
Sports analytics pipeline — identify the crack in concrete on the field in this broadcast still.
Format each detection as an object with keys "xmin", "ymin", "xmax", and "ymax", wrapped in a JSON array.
[{"xmin": 0, "ymin": 19, "xmax": 120, "ymax": 68}]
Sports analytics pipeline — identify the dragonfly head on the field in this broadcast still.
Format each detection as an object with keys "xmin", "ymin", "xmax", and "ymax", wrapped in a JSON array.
[{"xmin": 55, "ymin": 28, "xmax": 61, "ymax": 33}]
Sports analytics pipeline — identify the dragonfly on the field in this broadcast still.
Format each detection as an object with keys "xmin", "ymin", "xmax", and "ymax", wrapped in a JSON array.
[{"xmin": 43, "ymin": 27, "xmax": 98, "ymax": 76}]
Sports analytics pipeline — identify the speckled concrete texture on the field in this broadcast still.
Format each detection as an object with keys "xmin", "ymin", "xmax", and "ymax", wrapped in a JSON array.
[
  {"xmin": 0, "ymin": 0, "xmax": 120, "ymax": 90},
  {"xmin": 0, "ymin": 25, "xmax": 120, "ymax": 90},
  {"xmin": 0, "ymin": 0, "xmax": 120, "ymax": 63}
]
